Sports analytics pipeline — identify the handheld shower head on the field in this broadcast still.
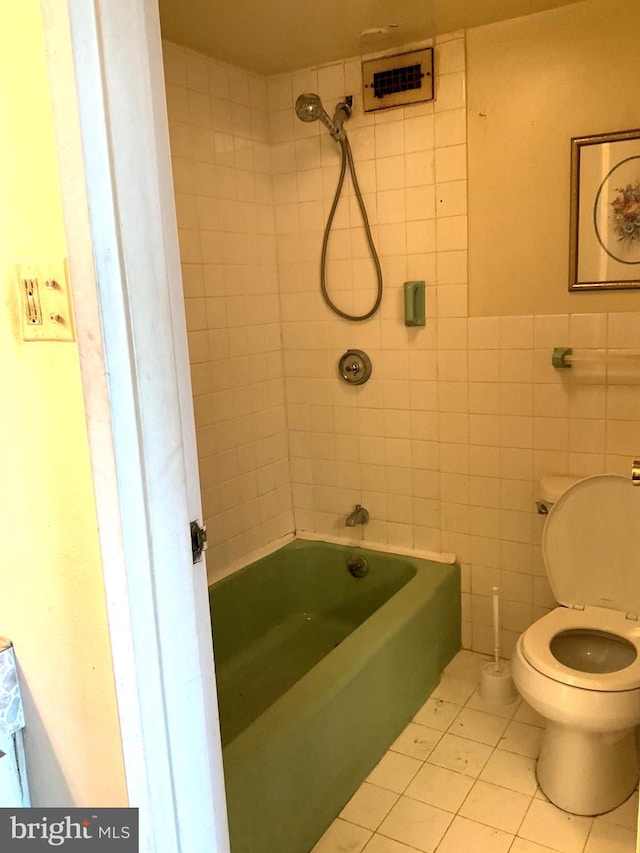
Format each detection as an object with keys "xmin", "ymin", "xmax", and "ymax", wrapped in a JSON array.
[
  {"xmin": 295, "ymin": 93, "xmax": 326, "ymax": 123},
  {"xmin": 294, "ymin": 92, "xmax": 350, "ymax": 141}
]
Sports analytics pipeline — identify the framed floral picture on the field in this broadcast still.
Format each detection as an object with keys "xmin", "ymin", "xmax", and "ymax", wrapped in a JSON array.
[{"xmin": 569, "ymin": 128, "xmax": 640, "ymax": 291}]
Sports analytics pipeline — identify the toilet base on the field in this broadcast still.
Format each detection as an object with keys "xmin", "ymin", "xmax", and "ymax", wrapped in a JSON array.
[{"xmin": 537, "ymin": 722, "xmax": 640, "ymax": 815}]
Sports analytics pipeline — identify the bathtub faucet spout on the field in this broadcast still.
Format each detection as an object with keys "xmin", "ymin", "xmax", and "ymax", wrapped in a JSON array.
[{"xmin": 345, "ymin": 504, "xmax": 369, "ymax": 527}]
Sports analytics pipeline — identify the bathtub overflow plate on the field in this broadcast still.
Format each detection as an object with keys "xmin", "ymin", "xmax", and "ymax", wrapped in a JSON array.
[{"xmin": 338, "ymin": 349, "xmax": 372, "ymax": 385}]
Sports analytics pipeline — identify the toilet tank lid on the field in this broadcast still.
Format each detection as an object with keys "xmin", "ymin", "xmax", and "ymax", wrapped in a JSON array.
[{"xmin": 543, "ymin": 474, "xmax": 640, "ymax": 614}]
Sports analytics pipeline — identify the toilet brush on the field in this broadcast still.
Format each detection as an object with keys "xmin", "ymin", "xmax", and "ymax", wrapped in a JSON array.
[
  {"xmin": 492, "ymin": 586, "xmax": 500, "ymax": 674},
  {"xmin": 479, "ymin": 586, "xmax": 517, "ymax": 704}
]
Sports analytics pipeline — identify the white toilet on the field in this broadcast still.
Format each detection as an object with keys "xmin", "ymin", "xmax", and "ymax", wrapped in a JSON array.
[{"xmin": 511, "ymin": 474, "xmax": 640, "ymax": 815}]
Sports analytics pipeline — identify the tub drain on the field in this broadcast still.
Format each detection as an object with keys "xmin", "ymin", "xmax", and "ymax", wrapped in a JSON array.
[{"xmin": 347, "ymin": 555, "xmax": 369, "ymax": 578}]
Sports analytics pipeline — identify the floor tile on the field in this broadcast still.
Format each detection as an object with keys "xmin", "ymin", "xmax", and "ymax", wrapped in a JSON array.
[
  {"xmin": 458, "ymin": 778, "xmax": 531, "ymax": 833},
  {"xmin": 315, "ymin": 651, "xmax": 637, "ymax": 853},
  {"xmin": 443, "ymin": 650, "xmax": 488, "ymax": 682},
  {"xmin": 598, "ymin": 790, "xmax": 639, "ymax": 830},
  {"xmin": 465, "ymin": 685, "xmax": 521, "ymax": 719},
  {"xmin": 509, "ymin": 840, "xmax": 564, "ymax": 853},
  {"xmin": 434, "ymin": 814, "xmax": 513, "ymax": 853},
  {"xmin": 518, "ymin": 799, "xmax": 593, "ymax": 853},
  {"xmin": 390, "ymin": 722, "xmax": 442, "ymax": 761},
  {"xmin": 431, "ymin": 673, "xmax": 477, "ymax": 705},
  {"xmin": 427, "ymin": 733, "xmax": 493, "ymax": 777},
  {"xmin": 584, "ymin": 820, "xmax": 637, "ymax": 853},
  {"xmin": 377, "ymin": 796, "xmax": 453, "ymax": 852},
  {"xmin": 497, "ymin": 720, "xmax": 544, "ymax": 758},
  {"xmin": 478, "ymin": 748, "xmax": 538, "ymax": 796},
  {"xmin": 404, "ymin": 762, "xmax": 474, "ymax": 812},
  {"xmin": 340, "ymin": 783, "xmax": 399, "ymax": 831},
  {"xmin": 447, "ymin": 706, "xmax": 509, "ymax": 746},
  {"xmin": 362, "ymin": 835, "xmax": 424, "ymax": 853},
  {"xmin": 512, "ymin": 700, "xmax": 546, "ymax": 727},
  {"xmin": 366, "ymin": 751, "xmax": 423, "ymax": 794},
  {"xmin": 413, "ymin": 697, "xmax": 462, "ymax": 732},
  {"xmin": 312, "ymin": 818, "xmax": 372, "ymax": 853}
]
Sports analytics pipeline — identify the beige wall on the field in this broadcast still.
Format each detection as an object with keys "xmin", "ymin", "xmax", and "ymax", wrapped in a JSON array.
[
  {"xmin": 0, "ymin": 0, "xmax": 126, "ymax": 805},
  {"xmin": 468, "ymin": 0, "xmax": 640, "ymax": 317}
]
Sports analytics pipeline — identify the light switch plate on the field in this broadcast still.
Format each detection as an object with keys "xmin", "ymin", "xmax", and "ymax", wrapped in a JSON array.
[{"xmin": 16, "ymin": 259, "xmax": 75, "ymax": 342}]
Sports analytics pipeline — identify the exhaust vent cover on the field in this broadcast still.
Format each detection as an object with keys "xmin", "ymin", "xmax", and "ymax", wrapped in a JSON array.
[{"xmin": 362, "ymin": 47, "xmax": 434, "ymax": 113}]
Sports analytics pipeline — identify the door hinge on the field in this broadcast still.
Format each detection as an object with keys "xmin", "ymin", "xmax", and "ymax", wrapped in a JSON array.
[{"xmin": 190, "ymin": 520, "xmax": 207, "ymax": 563}]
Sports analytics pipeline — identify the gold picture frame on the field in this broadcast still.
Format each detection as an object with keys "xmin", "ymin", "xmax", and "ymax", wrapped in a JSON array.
[{"xmin": 569, "ymin": 128, "xmax": 640, "ymax": 291}]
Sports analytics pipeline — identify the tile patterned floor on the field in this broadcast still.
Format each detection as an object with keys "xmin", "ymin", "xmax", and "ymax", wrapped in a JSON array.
[{"xmin": 311, "ymin": 651, "xmax": 639, "ymax": 853}]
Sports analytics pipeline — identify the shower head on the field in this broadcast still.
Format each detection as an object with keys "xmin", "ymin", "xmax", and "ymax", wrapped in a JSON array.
[
  {"xmin": 295, "ymin": 92, "xmax": 326, "ymax": 123},
  {"xmin": 294, "ymin": 92, "xmax": 351, "ymax": 141}
]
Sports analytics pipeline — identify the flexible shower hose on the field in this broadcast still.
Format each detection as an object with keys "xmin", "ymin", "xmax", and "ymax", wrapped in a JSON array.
[{"xmin": 320, "ymin": 134, "xmax": 383, "ymax": 321}]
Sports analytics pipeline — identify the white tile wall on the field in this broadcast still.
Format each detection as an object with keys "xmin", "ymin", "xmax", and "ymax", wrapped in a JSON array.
[
  {"xmin": 272, "ymin": 34, "xmax": 467, "ymax": 564},
  {"xmin": 164, "ymin": 37, "xmax": 640, "ymax": 653},
  {"xmin": 163, "ymin": 42, "xmax": 293, "ymax": 580}
]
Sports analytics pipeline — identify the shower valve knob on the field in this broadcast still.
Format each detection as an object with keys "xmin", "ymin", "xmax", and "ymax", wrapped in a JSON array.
[{"xmin": 338, "ymin": 349, "xmax": 372, "ymax": 385}]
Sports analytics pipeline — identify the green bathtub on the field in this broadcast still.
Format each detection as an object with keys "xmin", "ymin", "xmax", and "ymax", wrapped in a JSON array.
[{"xmin": 208, "ymin": 539, "xmax": 460, "ymax": 853}]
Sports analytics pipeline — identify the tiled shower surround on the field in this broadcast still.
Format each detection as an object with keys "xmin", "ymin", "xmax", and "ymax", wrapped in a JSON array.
[
  {"xmin": 163, "ymin": 35, "xmax": 640, "ymax": 656},
  {"xmin": 164, "ymin": 44, "xmax": 294, "ymax": 564}
]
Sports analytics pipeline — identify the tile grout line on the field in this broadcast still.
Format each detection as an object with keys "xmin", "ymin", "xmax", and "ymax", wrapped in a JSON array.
[{"xmin": 438, "ymin": 693, "xmax": 540, "ymax": 846}]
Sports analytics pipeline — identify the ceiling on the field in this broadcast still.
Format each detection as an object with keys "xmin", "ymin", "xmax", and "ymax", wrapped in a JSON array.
[{"xmin": 158, "ymin": 0, "xmax": 584, "ymax": 76}]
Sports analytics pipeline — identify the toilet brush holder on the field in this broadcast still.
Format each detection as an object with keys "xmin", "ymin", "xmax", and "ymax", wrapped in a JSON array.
[
  {"xmin": 480, "ymin": 661, "xmax": 517, "ymax": 705},
  {"xmin": 480, "ymin": 585, "xmax": 518, "ymax": 704}
]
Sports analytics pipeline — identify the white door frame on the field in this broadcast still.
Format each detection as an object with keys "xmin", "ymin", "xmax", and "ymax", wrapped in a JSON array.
[{"xmin": 40, "ymin": 1, "xmax": 229, "ymax": 850}]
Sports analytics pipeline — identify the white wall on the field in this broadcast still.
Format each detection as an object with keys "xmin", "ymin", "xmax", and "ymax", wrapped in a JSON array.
[{"xmin": 0, "ymin": 0, "xmax": 126, "ymax": 805}]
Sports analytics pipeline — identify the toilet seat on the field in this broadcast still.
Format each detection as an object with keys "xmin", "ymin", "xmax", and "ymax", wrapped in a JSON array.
[
  {"xmin": 543, "ymin": 475, "xmax": 640, "ymax": 615},
  {"xmin": 521, "ymin": 605, "xmax": 640, "ymax": 691},
  {"xmin": 521, "ymin": 475, "xmax": 640, "ymax": 691}
]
